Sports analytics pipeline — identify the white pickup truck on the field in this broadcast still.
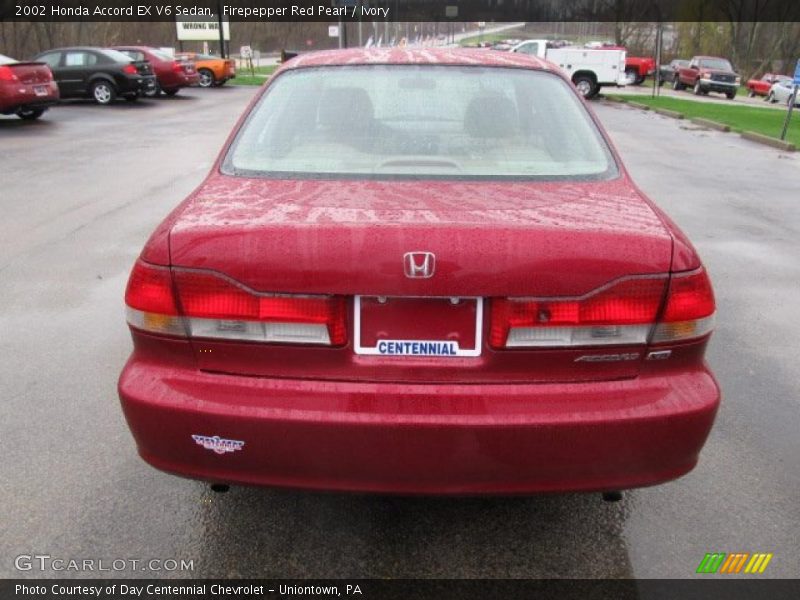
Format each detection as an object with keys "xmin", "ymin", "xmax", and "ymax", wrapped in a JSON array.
[{"xmin": 509, "ymin": 40, "xmax": 627, "ymax": 99}]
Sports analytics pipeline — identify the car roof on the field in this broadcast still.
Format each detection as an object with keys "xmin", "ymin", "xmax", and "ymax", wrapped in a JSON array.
[
  {"xmin": 281, "ymin": 48, "xmax": 552, "ymax": 72},
  {"xmin": 40, "ymin": 47, "xmax": 105, "ymax": 52}
]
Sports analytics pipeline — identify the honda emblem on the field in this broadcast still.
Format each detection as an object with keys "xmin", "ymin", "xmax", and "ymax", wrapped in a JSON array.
[{"xmin": 403, "ymin": 252, "xmax": 435, "ymax": 279}]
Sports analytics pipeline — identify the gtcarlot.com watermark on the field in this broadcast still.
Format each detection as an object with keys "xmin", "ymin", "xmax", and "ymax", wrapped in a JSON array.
[{"xmin": 14, "ymin": 554, "xmax": 194, "ymax": 573}]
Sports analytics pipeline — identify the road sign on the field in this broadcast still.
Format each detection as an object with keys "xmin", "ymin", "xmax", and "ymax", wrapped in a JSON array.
[
  {"xmin": 176, "ymin": 18, "xmax": 230, "ymax": 42},
  {"xmin": 328, "ymin": 25, "xmax": 340, "ymax": 38}
]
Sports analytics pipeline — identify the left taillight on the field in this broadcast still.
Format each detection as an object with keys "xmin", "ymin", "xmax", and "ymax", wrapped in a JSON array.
[
  {"xmin": 122, "ymin": 64, "xmax": 138, "ymax": 75},
  {"xmin": 124, "ymin": 261, "xmax": 346, "ymax": 346},
  {"xmin": 125, "ymin": 261, "xmax": 185, "ymax": 336},
  {"xmin": 0, "ymin": 66, "xmax": 19, "ymax": 82}
]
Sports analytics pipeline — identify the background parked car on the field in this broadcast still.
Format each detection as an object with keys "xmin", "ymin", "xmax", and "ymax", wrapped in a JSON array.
[
  {"xmin": 767, "ymin": 79, "xmax": 800, "ymax": 106},
  {"xmin": 0, "ymin": 53, "xmax": 59, "ymax": 120},
  {"xmin": 656, "ymin": 59, "xmax": 689, "ymax": 85},
  {"xmin": 33, "ymin": 47, "xmax": 156, "ymax": 105},
  {"xmin": 746, "ymin": 73, "xmax": 791, "ymax": 97},
  {"xmin": 175, "ymin": 52, "xmax": 235, "ymax": 87},
  {"xmin": 674, "ymin": 56, "xmax": 740, "ymax": 99},
  {"xmin": 585, "ymin": 43, "xmax": 654, "ymax": 85},
  {"xmin": 112, "ymin": 46, "xmax": 198, "ymax": 96}
]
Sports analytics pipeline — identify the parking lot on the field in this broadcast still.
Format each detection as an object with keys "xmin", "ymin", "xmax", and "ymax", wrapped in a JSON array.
[{"xmin": 1, "ymin": 87, "xmax": 799, "ymax": 579}]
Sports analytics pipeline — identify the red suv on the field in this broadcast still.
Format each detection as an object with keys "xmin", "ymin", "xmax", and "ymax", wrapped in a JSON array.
[
  {"xmin": 112, "ymin": 46, "xmax": 199, "ymax": 96},
  {"xmin": 119, "ymin": 49, "xmax": 720, "ymax": 496}
]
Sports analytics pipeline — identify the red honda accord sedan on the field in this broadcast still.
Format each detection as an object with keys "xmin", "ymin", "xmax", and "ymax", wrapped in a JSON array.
[{"xmin": 119, "ymin": 49, "xmax": 719, "ymax": 496}]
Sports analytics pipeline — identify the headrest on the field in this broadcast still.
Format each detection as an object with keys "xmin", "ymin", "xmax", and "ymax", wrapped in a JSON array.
[
  {"xmin": 318, "ymin": 87, "xmax": 375, "ymax": 130},
  {"xmin": 464, "ymin": 93, "xmax": 517, "ymax": 138}
]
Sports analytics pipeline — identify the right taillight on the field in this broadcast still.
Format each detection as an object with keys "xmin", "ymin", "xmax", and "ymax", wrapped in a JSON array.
[
  {"xmin": 651, "ymin": 268, "xmax": 715, "ymax": 343},
  {"xmin": 489, "ymin": 268, "xmax": 715, "ymax": 349},
  {"xmin": 122, "ymin": 64, "xmax": 138, "ymax": 75},
  {"xmin": 124, "ymin": 260, "xmax": 346, "ymax": 346}
]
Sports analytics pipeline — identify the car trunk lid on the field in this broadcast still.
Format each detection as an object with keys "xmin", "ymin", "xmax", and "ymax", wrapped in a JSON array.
[
  {"xmin": 6, "ymin": 62, "xmax": 52, "ymax": 84},
  {"xmin": 167, "ymin": 175, "xmax": 674, "ymax": 383}
]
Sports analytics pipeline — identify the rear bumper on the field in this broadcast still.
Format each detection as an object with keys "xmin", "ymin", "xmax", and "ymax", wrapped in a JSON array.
[
  {"xmin": 119, "ymin": 360, "xmax": 720, "ymax": 495},
  {"xmin": 157, "ymin": 72, "xmax": 200, "ymax": 89},
  {"xmin": 119, "ymin": 75, "xmax": 156, "ymax": 95},
  {"xmin": 0, "ymin": 82, "xmax": 59, "ymax": 114}
]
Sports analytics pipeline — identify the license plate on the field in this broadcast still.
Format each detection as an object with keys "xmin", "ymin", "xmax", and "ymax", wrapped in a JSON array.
[
  {"xmin": 353, "ymin": 296, "xmax": 483, "ymax": 357},
  {"xmin": 34, "ymin": 85, "xmax": 47, "ymax": 96}
]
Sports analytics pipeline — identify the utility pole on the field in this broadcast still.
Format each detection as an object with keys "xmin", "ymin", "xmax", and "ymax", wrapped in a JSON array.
[
  {"xmin": 216, "ymin": 0, "xmax": 225, "ymax": 57},
  {"xmin": 653, "ymin": 23, "xmax": 663, "ymax": 98}
]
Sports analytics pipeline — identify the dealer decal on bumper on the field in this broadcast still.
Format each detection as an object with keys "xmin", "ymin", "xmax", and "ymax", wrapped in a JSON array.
[{"xmin": 191, "ymin": 435, "xmax": 245, "ymax": 454}]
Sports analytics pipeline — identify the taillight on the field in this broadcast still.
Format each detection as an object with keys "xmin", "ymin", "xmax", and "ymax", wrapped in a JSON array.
[
  {"xmin": 490, "ymin": 269, "xmax": 715, "ymax": 349},
  {"xmin": 171, "ymin": 61, "xmax": 183, "ymax": 73},
  {"xmin": 122, "ymin": 64, "xmax": 138, "ymax": 75},
  {"xmin": 490, "ymin": 277, "xmax": 667, "ymax": 348},
  {"xmin": 124, "ymin": 261, "xmax": 346, "ymax": 346},
  {"xmin": 0, "ymin": 66, "xmax": 18, "ymax": 81},
  {"xmin": 651, "ymin": 268, "xmax": 715, "ymax": 343},
  {"xmin": 124, "ymin": 261, "xmax": 184, "ymax": 336}
]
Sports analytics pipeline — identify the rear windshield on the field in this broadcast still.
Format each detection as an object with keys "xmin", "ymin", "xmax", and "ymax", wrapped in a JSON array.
[
  {"xmin": 223, "ymin": 65, "xmax": 618, "ymax": 181},
  {"xmin": 103, "ymin": 49, "xmax": 138, "ymax": 64}
]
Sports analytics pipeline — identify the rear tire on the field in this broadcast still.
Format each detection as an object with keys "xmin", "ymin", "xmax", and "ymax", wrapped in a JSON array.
[
  {"xmin": 726, "ymin": 91, "xmax": 736, "ymax": 100},
  {"xmin": 747, "ymin": 89, "xmax": 755, "ymax": 98},
  {"xmin": 91, "ymin": 80, "xmax": 116, "ymax": 105},
  {"xmin": 17, "ymin": 107, "xmax": 45, "ymax": 120},
  {"xmin": 145, "ymin": 83, "xmax": 160, "ymax": 98},
  {"xmin": 673, "ymin": 77, "xmax": 685, "ymax": 91},
  {"xmin": 624, "ymin": 67, "xmax": 639, "ymax": 86},
  {"xmin": 767, "ymin": 91, "xmax": 776, "ymax": 103},
  {"xmin": 573, "ymin": 75, "xmax": 598, "ymax": 99},
  {"xmin": 693, "ymin": 81, "xmax": 703, "ymax": 95},
  {"xmin": 198, "ymin": 68, "xmax": 214, "ymax": 88}
]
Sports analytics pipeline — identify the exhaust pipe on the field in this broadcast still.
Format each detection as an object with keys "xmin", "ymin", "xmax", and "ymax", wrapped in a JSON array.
[
  {"xmin": 602, "ymin": 491, "xmax": 623, "ymax": 502},
  {"xmin": 210, "ymin": 483, "xmax": 230, "ymax": 493}
]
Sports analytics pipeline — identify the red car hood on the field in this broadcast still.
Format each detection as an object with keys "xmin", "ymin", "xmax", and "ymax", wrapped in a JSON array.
[{"xmin": 167, "ymin": 175, "xmax": 674, "ymax": 296}]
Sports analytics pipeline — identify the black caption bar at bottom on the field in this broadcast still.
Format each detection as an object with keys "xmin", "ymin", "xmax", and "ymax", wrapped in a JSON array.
[{"xmin": 4, "ymin": 579, "xmax": 800, "ymax": 600}]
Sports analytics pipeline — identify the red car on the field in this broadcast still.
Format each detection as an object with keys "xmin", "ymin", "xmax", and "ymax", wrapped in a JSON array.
[
  {"xmin": 119, "ymin": 48, "xmax": 719, "ymax": 496},
  {"xmin": 112, "ymin": 46, "xmax": 199, "ymax": 96},
  {"xmin": 746, "ymin": 73, "xmax": 791, "ymax": 97},
  {"xmin": 0, "ymin": 53, "xmax": 59, "ymax": 120}
]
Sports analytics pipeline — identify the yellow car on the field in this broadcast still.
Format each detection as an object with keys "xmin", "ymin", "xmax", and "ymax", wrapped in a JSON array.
[{"xmin": 175, "ymin": 52, "xmax": 235, "ymax": 87}]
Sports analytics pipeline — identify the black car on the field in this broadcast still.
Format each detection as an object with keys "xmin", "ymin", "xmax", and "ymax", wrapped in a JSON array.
[
  {"xmin": 657, "ymin": 58, "xmax": 689, "ymax": 86},
  {"xmin": 32, "ymin": 47, "xmax": 156, "ymax": 105}
]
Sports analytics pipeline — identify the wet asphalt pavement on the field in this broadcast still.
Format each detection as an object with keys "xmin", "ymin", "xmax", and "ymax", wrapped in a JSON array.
[{"xmin": 1, "ymin": 86, "xmax": 798, "ymax": 579}]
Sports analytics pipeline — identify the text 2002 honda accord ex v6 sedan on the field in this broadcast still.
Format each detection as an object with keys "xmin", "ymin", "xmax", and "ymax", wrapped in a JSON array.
[{"xmin": 118, "ymin": 49, "xmax": 719, "ymax": 496}]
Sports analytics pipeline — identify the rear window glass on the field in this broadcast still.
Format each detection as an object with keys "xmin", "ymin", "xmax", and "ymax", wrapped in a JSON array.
[
  {"xmin": 103, "ymin": 49, "xmax": 138, "ymax": 64},
  {"xmin": 223, "ymin": 65, "xmax": 618, "ymax": 181}
]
